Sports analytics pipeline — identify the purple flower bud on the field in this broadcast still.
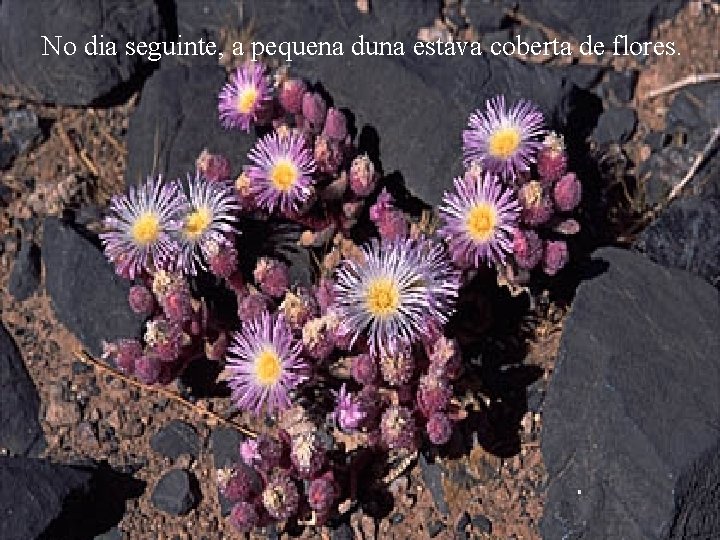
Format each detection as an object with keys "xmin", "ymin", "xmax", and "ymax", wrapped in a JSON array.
[
  {"xmin": 349, "ymin": 154, "xmax": 377, "ymax": 197},
  {"xmin": 229, "ymin": 501, "xmax": 259, "ymax": 533},
  {"xmin": 114, "ymin": 339, "xmax": 142, "ymax": 375},
  {"xmin": 237, "ymin": 291, "xmax": 271, "ymax": 323},
  {"xmin": 308, "ymin": 474, "xmax": 338, "ymax": 512},
  {"xmin": 134, "ymin": 354, "xmax": 161, "ymax": 384},
  {"xmin": 323, "ymin": 107, "xmax": 348, "ymax": 141},
  {"xmin": 128, "ymin": 284, "xmax": 154, "ymax": 315},
  {"xmin": 380, "ymin": 405, "xmax": 416, "ymax": 451},
  {"xmin": 279, "ymin": 78, "xmax": 307, "ymax": 114},
  {"xmin": 313, "ymin": 134, "xmax": 344, "ymax": 175},
  {"xmin": 379, "ymin": 347, "xmax": 415, "ymax": 386},
  {"xmin": 536, "ymin": 133, "xmax": 567, "ymax": 185},
  {"xmin": 519, "ymin": 181, "xmax": 553, "ymax": 226},
  {"xmin": 206, "ymin": 237, "xmax": 238, "ymax": 279},
  {"xmin": 222, "ymin": 466, "xmax": 257, "ymax": 503},
  {"xmin": 196, "ymin": 149, "xmax": 231, "ymax": 182},
  {"xmin": 426, "ymin": 412, "xmax": 452, "ymax": 445},
  {"xmin": 262, "ymin": 474, "xmax": 299, "ymax": 520},
  {"xmin": 302, "ymin": 91, "xmax": 327, "ymax": 132},
  {"xmin": 315, "ymin": 277, "xmax": 336, "ymax": 313},
  {"xmin": 512, "ymin": 228, "xmax": 543, "ymax": 270},
  {"xmin": 553, "ymin": 172, "xmax": 582, "ymax": 212},
  {"xmin": 542, "ymin": 240, "xmax": 568, "ymax": 276},
  {"xmin": 253, "ymin": 257, "xmax": 289, "ymax": 298},
  {"xmin": 302, "ymin": 315, "xmax": 337, "ymax": 361},
  {"xmin": 351, "ymin": 354, "xmax": 377, "ymax": 385},
  {"xmin": 416, "ymin": 374, "xmax": 452, "ymax": 416},
  {"xmin": 290, "ymin": 431, "xmax": 326, "ymax": 478}
]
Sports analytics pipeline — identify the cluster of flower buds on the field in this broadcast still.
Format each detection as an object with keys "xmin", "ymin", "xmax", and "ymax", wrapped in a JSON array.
[
  {"xmin": 219, "ymin": 430, "xmax": 339, "ymax": 533},
  {"xmin": 99, "ymin": 60, "xmax": 587, "ymax": 536},
  {"xmin": 509, "ymin": 132, "xmax": 581, "ymax": 281}
]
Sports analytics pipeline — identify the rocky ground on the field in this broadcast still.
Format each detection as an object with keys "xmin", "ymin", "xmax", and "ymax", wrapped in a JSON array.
[{"xmin": 1, "ymin": 1, "xmax": 719, "ymax": 539}]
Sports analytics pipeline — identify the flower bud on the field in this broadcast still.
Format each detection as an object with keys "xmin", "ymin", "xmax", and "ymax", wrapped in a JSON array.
[
  {"xmin": 553, "ymin": 172, "xmax": 582, "ymax": 212},
  {"xmin": 302, "ymin": 91, "xmax": 327, "ymax": 132},
  {"xmin": 542, "ymin": 240, "xmax": 568, "ymax": 276},
  {"xmin": 512, "ymin": 228, "xmax": 543, "ymax": 270},
  {"xmin": 278, "ymin": 78, "xmax": 307, "ymax": 114},
  {"xmin": 323, "ymin": 107, "xmax": 348, "ymax": 141}
]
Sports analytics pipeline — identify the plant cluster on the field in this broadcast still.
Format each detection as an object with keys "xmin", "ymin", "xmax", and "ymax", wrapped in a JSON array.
[{"xmin": 100, "ymin": 62, "xmax": 582, "ymax": 532}]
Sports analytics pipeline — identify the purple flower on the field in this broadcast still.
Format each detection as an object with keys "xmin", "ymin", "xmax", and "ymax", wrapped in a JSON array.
[
  {"xmin": 439, "ymin": 172, "xmax": 520, "ymax": 268},
  {"xmin": 253, "ymin": 257, "xmax": 290, "ymax": 298},
  {"xmin": 101, "ymin": 176, "xmax": 184, "ymax": 279},
  {"xmin": 334, "ymin": 237, "xmax": 460, "ymax": 355},
  {"xmin": 176, "ymin": 173, "xmax": 240, "ymax": 275},
  {"xmin": 334, "ymin": 384, "xmax": 366, "ymax": 431},
  {"xmin": 218, "ymin": 63, "xmax": 272, "ymax": 132},
  {"xmin": 246, "ymin": 131, "xmax": 317, "ymax": 214},
  {"xmin": 463, "ymin": 95, "xmax": 546, "ymax": 179},
  {"xmin": 225, "ymin": 312, "xmax": 307, "ymax": 416}
]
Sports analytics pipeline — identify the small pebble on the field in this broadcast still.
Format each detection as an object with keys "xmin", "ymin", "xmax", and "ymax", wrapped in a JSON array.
[
  {"xmin": 471, "ymin": 514, "xmax": 492, "ymax": 534},
  {"xmin": 428, "ymin": 520, "xmax": 445, "ymax": 538}
]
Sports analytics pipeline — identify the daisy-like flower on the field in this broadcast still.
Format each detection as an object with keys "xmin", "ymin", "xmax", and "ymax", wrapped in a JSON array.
[
  {"xmin": 439, "ymin": 172, "xmax": 520, "ymax": 268},
  {"xmin": 334, "ymin": 237, "xmax": 460, "ymax": 355},
  {"xmin": 176, "ymin": 173, "xmax": 240, "ymax": 275},
  {"xmin": 463, "ymin": 95, "xmax": 546, "ymax": 178},
  {"xmin": 225, "ymin": 312, "xmax": 308, "ymax": 416},
  {"xmin": 246, "ymin": 131, "xmax": 316, "ymax": 214},
  {"xmin": 218, "ymin": 63, "xmax": 272, "ymax": 132},
  {"xmin": 101, "ymin": 176, "xmax": 184, "ymax": 279}
]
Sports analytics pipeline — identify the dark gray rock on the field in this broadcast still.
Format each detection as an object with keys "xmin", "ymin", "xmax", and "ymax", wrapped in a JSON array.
[
  {"xmin": 209, "ymin": 426, "xmax": 246, "ymax": 516},
  {"xmin": 507, "ymin": 0, "xmax": 685, "ymax": 45},
  {"xmin": 151, "ymin": 469, "xmax": 199, "ymax": 516},
  {"xmin": 428, "ymin": 520, "xmax": 445, "ymax": 537},
  {"xmin": 635, "ymin": 195, "xmax": 720, "ymax": 287},
  {"xmin": 0, "ymin": 141, "xmax": 17, "ymax": 170},
  {"xmin": 642, "ymin": 84, "xmax": 720, "ymax": 206},
  {"xmin": 94, "ymin": 527, "xmax": 123, "ymax": 540},
  {"xmin": 669, "ymin": 439, "xmax": 720, "ymax": 539},
  {"xmin": 150, "ymin": 420, "xmax": 200, "ymax": 460},
  {"xmin": 124, "ymin": 63, "xmax": 254, "ymax": 187},
  {"xmin": 419, "ymin": 452, "xmax": 449, "ymax": 515},
  {"xmin": 471, "ymin": 514, "xmax": 492, "ymax": 534},
  {"xmin": 8, "ymin": 240, "xmax": 41, "ymax": 301},
  {"xmin": 332, "ymin": 522, "xmax": 355, "ymax": 540},
  {"xmin": 0, "ymin": 323, "xmax": 45, "ymax": 457},
  {"xmin": 209, "ymin": 426, "xmax": 245, "ymax": 469},
  {"xmin": 292, "ymin": 50, "xmax": 602, "ymax": 206},
  {"xmin": 0, "ymin": 0, "xmax": 164, "ymax": 106},
  {"xmin": 591, "ymin": 106, "xmax": 637, "ymax": 145},
  {"xmin": 0, "ymin": 457, "xmax": 144, "ymax": 540},
  {"xmin": 541, "ymin": 247, "xmax": 720, "ymax": 539},
  {"xmin": 606, "ymin": 69, "xmax": 637, "ymax": 103},
  {"xmin": 42, "ymin": 217, "xmax": 145, "ymax": 357},
  {"xmin": 3, "ymin": 110, "xmax": 42, "ymax": 154},
  {"xmin": 465, "ymin": 0, "xmax": 506, "ymax": 32}
]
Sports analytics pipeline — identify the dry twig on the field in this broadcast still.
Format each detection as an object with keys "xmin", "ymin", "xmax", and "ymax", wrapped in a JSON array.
[
  {"xmin": 76, "ymin": 349, "xmax": 257, "ymax": 438},
  {"xmin": 644, "ymin": 73, "xmax": 720, "ymax": 99}
]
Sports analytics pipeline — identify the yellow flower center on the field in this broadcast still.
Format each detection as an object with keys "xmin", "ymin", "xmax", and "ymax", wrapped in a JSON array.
[
  {"xmin": 488, "ymin": 126, "xmax": 521, "ymax": 159},
  {"xmin": 466, "ymin": 203, "xmax": 497, "ymax": 241},
  {"xmin": 184, "ymin": 207, "xmax": 213, "ymax": 241},
  {"xmin": 270, "ymin": 159, "xmax": 298, "ymax": 192},
  {"xmin": 131, "ymin": 211, "xmax": 161, "ymax": 246},
  {"xmin": 236, "ymin": 86, "xmax": 258, "ymax": 114},
  {"xmin": 254, "ymin": 349, "xmax": 283, "ymax": 386},
  {"xmin": 366, "ymin": 277, "xmax": 400, "ymax": 318}
]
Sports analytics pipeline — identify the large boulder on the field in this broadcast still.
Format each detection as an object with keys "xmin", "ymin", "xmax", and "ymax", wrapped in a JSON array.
[
  {"xmin": 124, "ymin": 63, "xmax": 254, "ymax": 187},
  {"xmin": 541, "ymin": 247, "xmax": 720, "ymax": 539},
  {"xmin": 42, "ymin": 217, "xmax": 145, "ymax": 357},
  {"xmin": 0, "ymin": 457, "xmax": 144, "ymax": 540},
  {"xmin": 504, "ymin": 0, "xmax": 685, "ymax": 45},
  {"xmin": 0, "ymin": 0, "xmax": 165, "ymax": 105},
  {"xmin": 0, "ymin": 322, "xmax": 45, "ymax": 457}
]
